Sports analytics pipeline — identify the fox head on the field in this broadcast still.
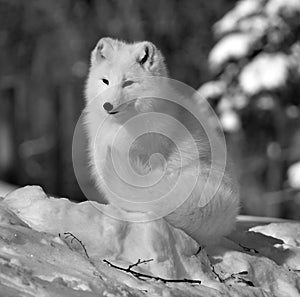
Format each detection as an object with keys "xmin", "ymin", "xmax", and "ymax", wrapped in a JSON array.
[{"xmin": 85, "ymin": 38, "xmax": 169, "ymax": 119}]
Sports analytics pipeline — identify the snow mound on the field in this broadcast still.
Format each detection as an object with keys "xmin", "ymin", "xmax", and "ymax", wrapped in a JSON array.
[
  {"xmin": 251, "ymin": 223, "xmax": 300, "ymax": 246},
  {"xmin": 239, "ymin": 53, "xmax": 290, "ymax": 95},
  {"xmin": 2, "ymin": 186, "xmax": 203, "ymax": 281},
  {"xmin": 1, "ymin": 186, "xmax": 300, "ymax": 296}
]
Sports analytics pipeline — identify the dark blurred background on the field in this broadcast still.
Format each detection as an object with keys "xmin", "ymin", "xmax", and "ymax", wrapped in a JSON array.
[{"xmin": 0, "ymin": 0, "xmax": 299, "ymax": 219}]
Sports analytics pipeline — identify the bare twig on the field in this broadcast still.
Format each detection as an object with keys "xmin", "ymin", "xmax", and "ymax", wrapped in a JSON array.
[
  {"xmin": 195, "ymin": 246, "xmax": 202, "ymax": 256},
  {"xmin": 128, "ymin": 259, "xmax": 154, "ymax": 270},
  {"xmin": 222, "ymin": 270, "xmax": 254, "ymax": 287},
  {"xmin": 62, "ymin": 232, "xmax": 89, "ymax": 259},
  {"xmin": 223, "ymin": 271, "xmax": 254, "ymax": 287},
  {"xmin": 103, "ymin": 259, "xmax": 202, "ymax": 284},
  {"xmin": 210, "ymin": 264, "xmax": 254, "ymax": 287},
  {"xmin": 289, "ymin": 268, "xmax": 300, "ymax": 273},
  {"xmin": 210, "ymin": 264, "xmax": 223, "ymax": 282}
]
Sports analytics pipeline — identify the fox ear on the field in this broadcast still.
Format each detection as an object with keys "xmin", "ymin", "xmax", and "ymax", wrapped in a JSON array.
[
  {"xmin": 137, "ymin": 42, "xmax": 156, "ymax": 69},
  {"xmin": 97, "ymin": 37, "xmax": 114, "ymax": 59},
  {"xmin": 91, "ymin": 37, "xmax": 114, "ymax": 63}
]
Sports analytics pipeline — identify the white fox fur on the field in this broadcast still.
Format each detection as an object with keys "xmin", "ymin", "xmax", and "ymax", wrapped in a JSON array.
[{"xmin": 84, "ymin": 37, "xmax": 239, "ymax": 245}]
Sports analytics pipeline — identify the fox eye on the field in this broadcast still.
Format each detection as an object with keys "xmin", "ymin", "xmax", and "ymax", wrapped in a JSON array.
[
  {"xmin": 122, "ymin": 80, "xmax": 135, "ymax": 88},
  {"xmin": 102, "ymin": 78, "xmax": 109, "ymax": 85}
]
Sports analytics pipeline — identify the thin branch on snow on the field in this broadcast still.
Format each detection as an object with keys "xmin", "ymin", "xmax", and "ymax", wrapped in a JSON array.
[
  {"xmin": 289, "ymin": 268, "xmax": 300, "ymax": 273},
  {"xmin": 210, "ymin": 264, "xmax": 224, "ymax": 282},
  {"xmin": 210, "ymin": 265, "xmax": 255, "ymax": 287},
  {"xmin": 223, "ymin": 271, "xmax": 255, "ymax": 287},
  {"xmin": 60, "ymin": 232, "xmax": 90, "ymax": 259},
  {"xmin": 103, "ymin": 259, "xmax": 202, "ymax": 285}
]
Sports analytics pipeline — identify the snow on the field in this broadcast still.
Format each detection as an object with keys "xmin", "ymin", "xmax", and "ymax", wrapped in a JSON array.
[
  {"xmin": 217, "ymin": 97, "xmax": 233, "ymax": 112},
  {"xmin": 220, "ymin": 110, "xmax": 241, "ymax": 133},
  {"xmin": 251, "ymin": 223, "xmax": 300, "ymax": 246},
  {"xmin": 214, "ymin": 0, "xmax": 300, "ymax": 37},
  {"xmin": 256, "ymin": 95, "xmax": 275, "ymax": 110},
  {"xmin": 238, "ymin": 15, "xmax": 269, "ymax": 37},
  {"xmin": 266, "ymin": 0, "xmax": 300, "ymax": 17},
  {"xmin": 288, "ymin": 161, "xmax": 300, "ymax": 189},
  {"xmin": 197, "ymin": 81, "xmax": 226, "ymax": 100},
  {"xmin": 209, "ymin": 33, "xmax": 256, "ymax": 70},
  {"xmin": 1, "ymin": 186, "xmax": 207, "ymax": 281},
  {"xmin": 239, "ymin": 53, "xmax": 290, "ymax": 95},
  {"xmin": 290, "ymin": 42, "xmax": 300, "ymax": 76},
  {"xmin": 232, "ymin": 93, "xmax": 249, "ymax": 110},
  {"xmin": 1, "ymin": 186, "xmax": 300, "ymax": 296},
  {"xmin": 214, "ymin": 0, "xmax": 263, "ymax": 36},
  {"xmin": 286, "ymin": 105, "xmax": 299, "ymax": 119}
]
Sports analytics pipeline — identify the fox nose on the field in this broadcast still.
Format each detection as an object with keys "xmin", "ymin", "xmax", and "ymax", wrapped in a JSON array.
[{"xmin": 103, "ymin": 102, "xmax": 113, "ymax": 112}]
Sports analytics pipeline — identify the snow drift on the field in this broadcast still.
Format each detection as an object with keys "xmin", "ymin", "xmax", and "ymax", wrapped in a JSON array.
[{"xmin": 0, "ymin": 186, "xmax": 299, "ymax": 296}]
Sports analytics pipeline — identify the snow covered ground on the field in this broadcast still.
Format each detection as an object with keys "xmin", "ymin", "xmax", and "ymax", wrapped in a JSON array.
[{"xmin": 0, "ymin": 186, "xmax": 299, "ymax": 296}]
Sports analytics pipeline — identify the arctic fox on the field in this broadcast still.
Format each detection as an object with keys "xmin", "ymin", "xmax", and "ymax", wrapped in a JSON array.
[{"xmin": 84, "ymin": 37, "xmax": 239, "ymax": 244}]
